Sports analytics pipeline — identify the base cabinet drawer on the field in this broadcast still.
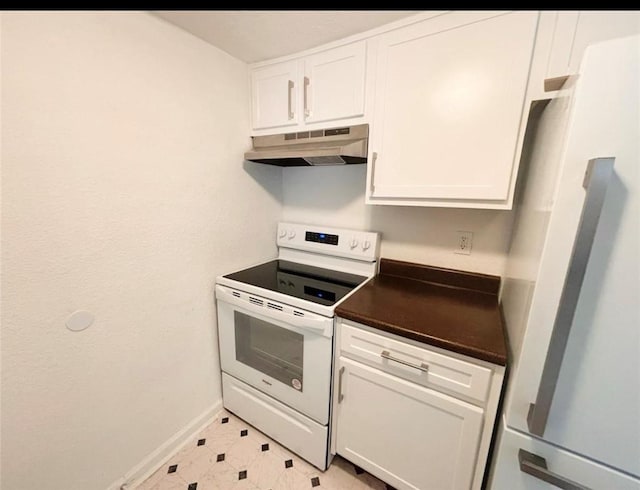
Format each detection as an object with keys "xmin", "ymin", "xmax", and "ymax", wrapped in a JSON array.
[
  {"xmin": 339, "ymin": 320, "xmax": 492, "ymax": 404},
  {"xmin": 335, "ymin": 357, "xmax": 484, "ymax": 490}
]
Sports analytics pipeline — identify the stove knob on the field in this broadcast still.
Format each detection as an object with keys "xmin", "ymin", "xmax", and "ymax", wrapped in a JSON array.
[
  {"xmin": 362, "ymin": 240, "xmax": 371, "ymax": 251},
  {"xmin": 288, "ymin": 230, "xmax": 296, "ymax": 239},
  {"xmin": 278, "ymin": 229, "xmax": 287, "ymax": 238},
  {"xmin": 349, "ymin": 238, "xmax": 359, "ymax": 249}
]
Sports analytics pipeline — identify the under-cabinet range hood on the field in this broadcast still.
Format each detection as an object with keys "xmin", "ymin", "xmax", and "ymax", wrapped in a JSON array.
[{"xmin": 244, "ymin": 124, "xmax": 368, "ymax": 166}]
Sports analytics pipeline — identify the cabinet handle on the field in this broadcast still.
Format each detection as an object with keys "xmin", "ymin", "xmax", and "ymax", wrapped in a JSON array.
[
  {"xmin": 338, "ymin": 366, "xmax": 345, "ymax": 403},
  {"xmin": 527, "ymin": 158, "xmax": 615, "ymax": 436},
  {"xmin": 519, "ymin": 449, "xmax": 591, "ymax": 490},
  {"xmin": 381, "ymin": 350, "xmax": 429, "ymax": 373},
  {"xmin": 369, "ymin": 151, "xmax": 378, "ymax": 193},
  {"xmin": 287, "ymin": 79, "xmax": 295, "ymax": 120},
  {"xmin": 303, "ymin": 76, "xmax": 311, "ymax": 117}
]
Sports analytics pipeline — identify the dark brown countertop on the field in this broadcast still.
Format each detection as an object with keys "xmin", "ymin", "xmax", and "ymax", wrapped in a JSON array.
[{"xmin": 335, "ymin": 258, "xmax": 508, "ymax": 366}]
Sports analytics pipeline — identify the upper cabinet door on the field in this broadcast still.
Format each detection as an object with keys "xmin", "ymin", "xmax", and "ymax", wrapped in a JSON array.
[
  {"xmin": 251, "ymin": 59, "xmax": 300, "ymax": 131},
  {"xmin": 368, "ymin": 11, "xmax": 538, "ymax": 208},
  {"xmin": 302, "ymin": 41, "xmax": 366, "ymax": 125},
  {"xmin": 250, "ymin": 41, "xmax": 368, "ymax": 135}
]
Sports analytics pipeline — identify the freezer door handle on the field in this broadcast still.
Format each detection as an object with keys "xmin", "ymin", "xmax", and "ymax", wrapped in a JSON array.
[
  {"xmin": 519, "ymin": 449, "xmax": 591, "ymax": 490},
  {"xmin": 527, "ymin": 157, "xmax": 615, "ymax": 436}
]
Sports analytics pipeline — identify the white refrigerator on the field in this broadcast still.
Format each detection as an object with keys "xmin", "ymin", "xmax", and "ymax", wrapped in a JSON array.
[{"xmin": 488, "ymin": 35, "xmax": 639, "ymax": 489}]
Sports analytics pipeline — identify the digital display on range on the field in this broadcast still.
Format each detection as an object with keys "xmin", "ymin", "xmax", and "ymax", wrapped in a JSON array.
[
  {"xmin": 305, "ymin": 231, "xmax": 339, "ymax": 246},
  {"xmin": 304, "ymin": 286, "xmax": 336, "ymax": 302}
]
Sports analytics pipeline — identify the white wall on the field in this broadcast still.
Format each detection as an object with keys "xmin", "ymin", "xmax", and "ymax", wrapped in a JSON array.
[
  {"xmin": 282, "ymin": 165, "xmax": 512, "ymax": 276},
  {"xmin": 1, "ymin": 12, "xmax": 281, "ymax": 490}
]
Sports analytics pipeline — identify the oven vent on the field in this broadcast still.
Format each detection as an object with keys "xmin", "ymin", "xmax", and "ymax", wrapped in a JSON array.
[
  {"xmin": 267, "ymin": 302, "xmax": 283, "ymax": 311},
  {"xmin": 232, "ymin": 291, "xmax": 241, "ymax": 298},
  {"xmin": 293, "ymin": 311, "xmax": 305, "ymax": 317},
  {"xmin": 249, "ymin": 297, "xmax": 264, "ymax": 306}
]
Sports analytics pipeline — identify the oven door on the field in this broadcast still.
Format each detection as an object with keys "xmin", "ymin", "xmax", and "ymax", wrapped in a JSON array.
[{"xmin": 215, "ymin": 284, "xmax": 334, "ymax": 425}]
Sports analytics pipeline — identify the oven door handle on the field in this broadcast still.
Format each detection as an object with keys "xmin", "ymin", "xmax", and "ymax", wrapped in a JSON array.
[{"xmin": 215, "ymin": 285, "xmax": 333, "ymax": 338}]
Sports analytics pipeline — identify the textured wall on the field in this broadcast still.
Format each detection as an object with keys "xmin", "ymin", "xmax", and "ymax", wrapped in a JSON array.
[
  {"xmin": 282, "ymin": 165, "xmax": 512, "ymax": 276},
  {"xmin": 1, "ymin": 12, "xmax": 282, "ymax": 489}
]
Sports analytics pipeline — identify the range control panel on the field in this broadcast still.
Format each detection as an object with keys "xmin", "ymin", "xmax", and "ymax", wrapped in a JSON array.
[
  {"xmin": 305, "ymin": 231, "xmax": 339, "ymax": 246},
  {"xmin": 277, "ymin": 222, "xmax": 380, "ymax": 262}
]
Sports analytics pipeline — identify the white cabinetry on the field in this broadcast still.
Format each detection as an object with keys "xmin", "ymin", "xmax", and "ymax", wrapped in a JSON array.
[
  {"xmin": 331, "ymin": 319, "xmax": 506, "ymax": 490},
  {"xmin": 546, "ymin": 11, "xmax": 640, "ymax": 81},
  {"xmin": 301, "ymin": 42, "xmax": 366, "ymax": 125},
  {"xmin": 336, "ymin": 357, "xmax": 484, "ymax": 490},
  {"xmin": 526, "ymin": 11, "xmax": 640, "ymax": 98},
  {"xmin": 250, "ymin": 41, "xmax": 367, "ymax": 134},
  {"xmin": 251, "ymin": 59, "xmax": 300, "ymax": 131},
  {"xmin": 366, "ymin": 11, "xmax": 538, "ymax": 209}
]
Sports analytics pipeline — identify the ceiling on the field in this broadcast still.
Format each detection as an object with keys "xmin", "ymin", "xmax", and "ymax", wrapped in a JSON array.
[{"xmin": 152, "ymin": 10, "xmax": 420, "ymax": 63}]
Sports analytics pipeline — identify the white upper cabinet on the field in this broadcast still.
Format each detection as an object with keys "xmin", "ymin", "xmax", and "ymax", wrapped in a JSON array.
[
  {"xmin": 544, "ymin": 12, "xmax": 580, "ymax": 81},
  {"xmin": 250, "ymin": 41, "xmax": 367, "ymax": 134},
  {"xmin": 251, "ymin": 59, "xmax": 300, "ymax": 131},
  {"xmin": 366, "ymin": 11, "xmax": 538, "ymax": 209},
  {"xmin": 301, "ymin": 42, "xmax": 366, "ymax": 125},
  {"xmin": 542, "ymin": 11, "xmax": 640, "ymax": 86}
]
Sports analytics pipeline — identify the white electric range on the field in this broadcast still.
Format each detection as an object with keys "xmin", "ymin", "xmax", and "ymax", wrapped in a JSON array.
[{"xmin": 215, "ymin": 222, "xmax": 380, "ymax": 470}]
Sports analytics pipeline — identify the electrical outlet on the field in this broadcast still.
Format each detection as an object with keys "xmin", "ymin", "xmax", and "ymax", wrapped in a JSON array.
[{"xmin": 455, "ymin": 231, "xmax": 473, "ymax": 255}]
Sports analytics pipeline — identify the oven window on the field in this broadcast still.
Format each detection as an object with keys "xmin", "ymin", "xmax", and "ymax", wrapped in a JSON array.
[{"xmin": 234, "ymin": 311, "xmax": 304, "ymax": 391}]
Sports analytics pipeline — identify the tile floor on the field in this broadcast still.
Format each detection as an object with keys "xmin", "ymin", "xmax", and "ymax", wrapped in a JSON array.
[{"xmin": 136, "ymin": 409, "xmax": 392, "ymax": 490}]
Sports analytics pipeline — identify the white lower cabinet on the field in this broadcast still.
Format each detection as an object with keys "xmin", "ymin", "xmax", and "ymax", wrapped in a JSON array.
[
  {"xmin": 335, "ymin": 357, "xmax": 484, "ymax": 490},
  {"xmin": 331, "ymin": 319, "xmax": 506, "ymax": 490}
]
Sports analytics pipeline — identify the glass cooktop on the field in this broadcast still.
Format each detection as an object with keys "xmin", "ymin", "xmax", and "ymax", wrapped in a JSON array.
[{"xmin": 223, "ymin": 259, "xmax": 368, "ymax": 307}]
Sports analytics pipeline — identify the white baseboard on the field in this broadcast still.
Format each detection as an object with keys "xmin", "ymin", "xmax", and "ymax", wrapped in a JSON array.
[{"xmin": 107, "ymin": 401, "xmax": 223, "ymax": 490}]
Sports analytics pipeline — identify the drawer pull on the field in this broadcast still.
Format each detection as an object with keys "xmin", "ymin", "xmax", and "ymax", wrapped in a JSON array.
[
  {"xmin": 381, "ymin": 350, "xmax": 429, "ymax": 373},
  {"xmin": 519, "ymin": 449, "xmax": 590, "ymax": 490}
]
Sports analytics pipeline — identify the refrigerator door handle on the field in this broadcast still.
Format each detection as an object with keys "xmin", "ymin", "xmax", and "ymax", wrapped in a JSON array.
[
  {"xmin": 527, "ymin": 157, "xmax": 615, "ymax": 437},
  {"xmin": 519, "ymin": 449, "xmax": 591, "ymax": 490}
]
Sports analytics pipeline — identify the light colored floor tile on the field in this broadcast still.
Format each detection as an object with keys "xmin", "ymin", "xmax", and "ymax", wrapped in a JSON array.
[
  {"xmin": 286, "ymin": 452, "xmax": 321, "ymax": 477},
  {"xmin": 137, "ymin": 473, "xmax": 188, "ymax": 490},
  {"xmin": 224, "ymin": 430, "xmax": 264, "ymax": 471},
  {"xmin": 173, "ymin": 441, "xmax": 209, "ymax": 467},
  {"xmin": 202, "ymin": 457, "xmax": 238, "ymax": 486},
  {"xmin": 211, "ymin": 464, "xmax": 246, "ymax": 488},
  {"xmin": 156, "ymin": 479, "xmax": 191, "ymax": 490},
  {"xmin": 175, "ymin": 446, "xmax": 216, "ymax": 484},
  {"xmin": 274, "ymin": 467, "xmax": 316, "ymax": 490},
  {"xmin": 245, "ymin": 448, "xmax": 286, "ymax": 489},
  {"xmin": 201, "ymin": 410, "xmax": 241, "ymax": 436},
  {"xmin": 200, "ymin": 414, "xmax": 246, "ymax": 454},
  {"xmin": 136, "ymin": 410, "xmax": 391, "ymax": 490},
  {"xmin": 135, "ymin": 465, "xmax": 187, "ymax": 490},
  {"xmin": 190, "ymin": 467, "xmax": 223, "ymax": 490},
  {"xmin": 315, "ymin": 457, "xmax": 361, "ymax": 489},
  {"xmin": 257, "ymin": 435, "xmax": 295, "ymax": 464},
  {"xmin": 227, "ymin": 477, "xmax": 260, "ymax": 490}
]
